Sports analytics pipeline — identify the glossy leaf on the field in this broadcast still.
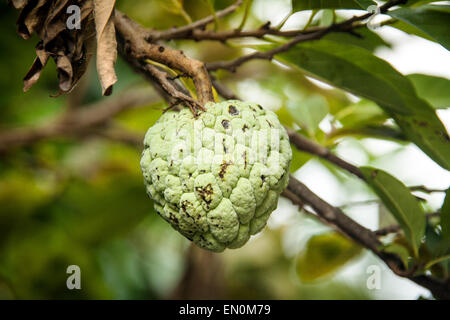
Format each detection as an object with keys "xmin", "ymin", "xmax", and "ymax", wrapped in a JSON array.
[
  {"xmin": 296, "ymin": 232, "xmax": 362, "ymax": 282},
  {"xmin": 408, "ymin": 74, "xmax": 450, "ymax": 110},
  {"xmin": 361, "ymin": 167, "xmax": 426, "ymax": 257},
  {"xmin": 388, "ymin": 5, "xmax": 450, "ymax": 50}
]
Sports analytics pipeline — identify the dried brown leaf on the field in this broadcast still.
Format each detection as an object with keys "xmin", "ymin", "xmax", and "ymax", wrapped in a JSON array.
[
  {"xmin": 13, "ymin": 0, "xmax": 117, "ymax": 96},
  {"xmin": 23, "ymin": 41, "xmax": 50, "ymax": 92},
  {"xmin": 93, "ymin": 0, "xmax": 117, "ymax": 96}
]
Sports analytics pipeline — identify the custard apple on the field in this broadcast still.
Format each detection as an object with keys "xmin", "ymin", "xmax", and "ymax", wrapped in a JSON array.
[{"xmin": 140, "ymin": 100, "xmax": 292, "ymax": 252}]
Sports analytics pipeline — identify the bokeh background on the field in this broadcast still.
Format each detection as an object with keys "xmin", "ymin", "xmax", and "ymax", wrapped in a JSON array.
[{"xmin": 0, "ymin": 0, "xmax": 448, "ymax": 299}]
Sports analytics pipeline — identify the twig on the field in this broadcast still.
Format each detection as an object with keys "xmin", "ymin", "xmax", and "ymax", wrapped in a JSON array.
[
  {"xmin": 142, "ymin": 64, "xmax": 204, "ymax": 116},
  {"xmin": 206, "ymin": 29, "xmax": 330, "ymax": 72},
  {"xmin": 409, "ymin": 185, "xmax": 447, "ymax": 194},
  {"xmin": 145, "ymin": 0, "xmax": 244, "ymax": 42}
]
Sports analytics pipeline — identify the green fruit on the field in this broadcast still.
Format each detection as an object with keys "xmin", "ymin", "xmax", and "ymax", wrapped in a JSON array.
[{"xmin": 140, "ymin": 100, "xmax": 292, "ymax": 252}]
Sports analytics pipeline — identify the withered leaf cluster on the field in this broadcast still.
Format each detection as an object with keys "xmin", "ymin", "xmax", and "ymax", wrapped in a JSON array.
[{"xmin": 10, "ymin": 0, "xmax": 117, "ymax": 96}]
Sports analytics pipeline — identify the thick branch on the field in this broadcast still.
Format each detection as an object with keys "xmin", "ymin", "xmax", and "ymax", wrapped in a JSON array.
[
  {"xmin": 141, "ymin": 64, "xmax": 204, "ymax": 115},
  {"xmin": 114, "ymin": 11, "xmax": 214, "ymax": 106}
]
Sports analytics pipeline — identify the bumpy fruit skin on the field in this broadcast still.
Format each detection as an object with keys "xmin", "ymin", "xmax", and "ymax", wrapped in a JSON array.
[{"xmin": 140, "ymin": 100, "xmax": 292, "ymax": 252}]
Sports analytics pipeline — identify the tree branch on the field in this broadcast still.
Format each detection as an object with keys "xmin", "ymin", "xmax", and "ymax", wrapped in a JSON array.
[
  {"xmin": 114, "ymin": 11, "xmax": 214, "ymax": 107},
  {"xmin": 286, "ymin": 175, "xmax": 450, "ymax": 300},
  {"xmin": 145, "ymin": 0, "xmax": 244, "ymax": 42}
]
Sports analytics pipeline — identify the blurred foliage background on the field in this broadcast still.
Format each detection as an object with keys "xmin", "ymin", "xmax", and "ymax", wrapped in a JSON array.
[{"xmin": 0, "ymin": 0, "xmax": 449, "ymax": 299}]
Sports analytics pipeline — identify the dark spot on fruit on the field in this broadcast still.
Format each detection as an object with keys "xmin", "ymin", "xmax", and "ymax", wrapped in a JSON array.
[
  {"xmin": 242, "ymin": 124, "xmax": 249, "ymax": 132},
  {"xmin": 222, "ymin": 119, "xmax": 230, "ymax": 129},
  {"xmin": 181, "ymin": 200, "xmax": 190, "ymax": 213},
  {"xmin": 196, "ymin": 183, "xmax": 214, "ymax": 205},
  {"xmin": 258, "ymin": 104, "xmax": 263, "ymax": 110},
  {"xmin": 243, "ymin": 151, "xmax": 247, "ymax": 170},
  {"xmin": 228, "ymin": 105, "xmax": 239, "ymax": 115},
  {"xmin": 261, "ymin": 175, "xmax": 266, "ymax": 182},
  {"xmin": 219, "ymin": 161, "xmax": 232, "ymax": 179},
  {"xmin": 157, "ymin": 175, "xmax": 160, "ymax": 180},
  {"xmin": 266, "ymin": 120, "xmax": 273, "ymax": 128},
  {"xmin": 158, "ymin": 46, "xmax": 165, "ymax": 52},
  {"xmin": 223, "ymin": 138, "xmax": 228, "ymax": 153},
  {"xmin": 168, "ymin": 212, "xmax": 178, "ymax": 224}
]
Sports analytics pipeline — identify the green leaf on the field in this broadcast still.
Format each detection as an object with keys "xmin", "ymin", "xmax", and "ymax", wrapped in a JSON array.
[
  {"xmin": 360, "ymin": 167, "xmax": 426, "ymax": 257},
  {"xmin": 388, "ymin": 5, "xmax": 450, "ymax": 50},
  {"xmin": 295, "ymin": 232, "xmax": 362, "ymax": 282},
  {"xmin": 383, "ymin": 243, "xmax": 410, "ymax": 268},
  {"xmin": 408, "ymin": 74, "xmax": 450, "ymax": 110},
  {"xmin": 292, "ymin": 0, "xmax": 375, "ymax": 11},
  {"xmin": 323, "ymin": 28, "xmax": 391, "ymax": 52},
  {"xmin": 270, "ymin": 40, "xmax": 450, "ymax": 169},
  {"xmin": 334, "ymin": 99, "xmax": 388, "ymax": 128},
  {"xmin": 287, "ymin": 94, "xmax": 329, "ymax": 137}
]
